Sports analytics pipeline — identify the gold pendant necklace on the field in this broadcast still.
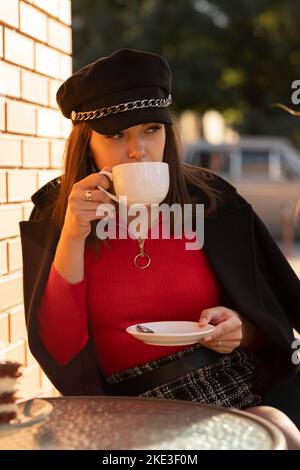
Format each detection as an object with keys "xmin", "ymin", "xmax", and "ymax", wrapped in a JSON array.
[{"xmin": 134, "ymin": 238, "xmax": 151, "ymax": 269}]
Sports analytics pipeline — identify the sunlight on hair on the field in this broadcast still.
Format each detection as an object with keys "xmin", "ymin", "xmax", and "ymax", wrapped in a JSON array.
[{"xmin": 271, "ymin": 102, "xmax": 300, "ymax": 116}]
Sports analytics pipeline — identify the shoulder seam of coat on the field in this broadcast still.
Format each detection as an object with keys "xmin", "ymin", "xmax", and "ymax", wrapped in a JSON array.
[{"xmin": 31, "ymin": 176, "xmax": 61, "ymax": 209}]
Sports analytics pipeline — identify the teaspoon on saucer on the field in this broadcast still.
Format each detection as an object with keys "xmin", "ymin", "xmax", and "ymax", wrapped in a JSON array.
[{"xmin": 136, "ymin": 324, "xmax": 154, "ymax": 333}]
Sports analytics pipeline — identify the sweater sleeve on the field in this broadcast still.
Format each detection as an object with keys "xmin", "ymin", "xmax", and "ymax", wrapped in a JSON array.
[{"xmin": 38, "ymin": 263, "xmax": 89, "ymax": 365}]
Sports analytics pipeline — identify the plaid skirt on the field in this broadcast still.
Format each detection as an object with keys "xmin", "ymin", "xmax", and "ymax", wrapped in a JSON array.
[{"xmin": 105, "ymin": 344, "xmax": 263, "ymax": 409}]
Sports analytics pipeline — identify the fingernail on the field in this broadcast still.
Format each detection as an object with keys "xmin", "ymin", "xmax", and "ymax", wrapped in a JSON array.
[{"xmin": 204, "ymin": 336, "xmax": 212, "ymax": 342}]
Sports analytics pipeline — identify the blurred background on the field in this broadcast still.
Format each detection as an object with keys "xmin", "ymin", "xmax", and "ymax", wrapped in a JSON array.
[
  {"xmin": 72, "ymin": 0, "xmax": 300, "ymax": 143},
  {"xmin": 72, "ymin": 0, "xmax": 300, "ymax": 260}
]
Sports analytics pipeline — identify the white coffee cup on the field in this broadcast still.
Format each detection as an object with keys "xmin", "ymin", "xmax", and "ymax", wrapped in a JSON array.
[{"xmin": 97, "ymin": 162, "xmax": 169, "ymax": 206}]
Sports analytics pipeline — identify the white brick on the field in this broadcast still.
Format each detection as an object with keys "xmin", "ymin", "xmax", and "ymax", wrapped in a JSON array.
[
  {"xmin": 50, "ymin": 139, "xmax": 65, "ymax": 168},
  {"xmin": 21, "ymin": 70, "xmax": 48, "ymax": 106},
  {"xmin": 4, "ymin": 339, "xmax": 26, "ymax": 366},
  {"xmin": 0, "ymin": 344, "xmax": 6, "ymax": 361},
  {"xmin": 18, "ymin": 363, "xmax": 40, "ymax": 400},
  {"xmin": 0, "ymin": 26, "xmax": 3, "ymax": 57},
  {"xmin": 61, "ymin": 116, "xmax": 72, "ymax": 138},
  {"xmin": 38, "ymin": 169, "xmax": 61, "ymax": 188},
  {"xmin": 8, "ymin": 304, "xmax": 26, "ymax": 341},
  {"xmin": 37, "ymin": 108, "xmax": 61, "ymax": 137},
  {"xmin": 0, "ymin": 241, "xmax": 7, "ymax": 275},
  {"xmin": 59, "ymin": 0, "xmax": 71, "ymax": 25},
  {"xmin": 7, "ymin": 170, "xmax": 37, "ymax": 203},
  {"xmin": 20, "ymin": 2, "xmax": 47, "ymax": 42},
  {"xmin": 0, "ymin": 0, "xmax": 19, "ymax": 28},
  {"xmin": 25, "ymin": 340, "xmax": 36, "ymax": 367},
  {"xmin": 0, "ymin": 61, "xmax": 21, "ymax": 98},
  {"xmin": 22, "ymin": 202, "xmax": 34, "ymax": 221},
  {"xmin": 4, "ymin": 29, "xmax": 35, "ymax": 69},
  {"xmin": 6, "ymin": 101, "xmax": 36, "ymax": 135},
  {"xmin": 38, "ymin": 387, "xmax": 58, "ymax": 398},
  {"xmin": 22, "ymin": 138, "xmax": 49, "ymax": 168},
  {"xmin": 0, "ymin": 99, "xmax": 5, "ymax": 130},
  {"xmin": 60, "ymin": 53, "xmax": 72, "ymax": 80},
  {"xmin": 48, "ymin": 18, "xmax": 72, "ymax": 54},
  {"xmin": 35, "ymin": 43, "xmax": 60, "ymax": 78},
  {"xmin": 0, "ymin": 205, "xmax": 23, "ymax": 239},
  {"xmin": 34, "ymin": 0, "xmax": 59, "ymax": 17},
  {"xmin": 40, "ymin": 369, "xmax": 53, "ymax": 391},
  {"xmin": 0, "ymin": 170, "xmax": 6, "ymax": 202},
  {"xmin": 0, "ymin": 272, "xmax": 23, "ymax": 311},
  {"xmin": 0, "ymin": 135, "xmax": 22, "ymax": 166},
  {"xmin": 7, "ymin": 237, "xmax": 22, "ymax": 272},
  {"xmin": 52, "ymin": 388, "xmax": 60, "ymax": 397},
  {"xmin": 0, "ymin": 312, "xmax": 9, "ymax": 343},
  {"xmin": 49, "ymin": 79, "xmax": 62, "ymax": 108}
]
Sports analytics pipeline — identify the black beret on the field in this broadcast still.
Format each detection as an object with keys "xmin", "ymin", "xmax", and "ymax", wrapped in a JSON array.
[{"xmin": 56, "ymin": 48, "xmax": 173, "ymax": 135}]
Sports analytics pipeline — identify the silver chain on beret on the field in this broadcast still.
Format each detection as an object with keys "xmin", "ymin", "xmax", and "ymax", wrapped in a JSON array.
[{"xmin": 71, "ymin": 94, "xmax": 172, "ymax": 123}]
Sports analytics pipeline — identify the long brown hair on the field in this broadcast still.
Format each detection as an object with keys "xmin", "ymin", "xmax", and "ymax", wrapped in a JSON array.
[{"xmin": 51, "ymin": 118, "xmax": 221, "ymax": 253}]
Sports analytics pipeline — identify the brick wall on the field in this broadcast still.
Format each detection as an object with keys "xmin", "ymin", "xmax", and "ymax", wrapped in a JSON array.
[{"xmin": 0, "ymin": 0, "xmax": 72, "ymax": 400}]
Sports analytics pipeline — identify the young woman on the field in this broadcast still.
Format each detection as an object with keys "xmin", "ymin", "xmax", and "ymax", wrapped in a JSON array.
[{"xmin": 20, "ymin": 49, "xmax": 300, "ymax": 448}]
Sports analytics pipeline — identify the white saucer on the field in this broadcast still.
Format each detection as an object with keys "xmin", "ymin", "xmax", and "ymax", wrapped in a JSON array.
[{"xmin": 126, "ymin": 321, "xmax": 215, "ymax": 346}]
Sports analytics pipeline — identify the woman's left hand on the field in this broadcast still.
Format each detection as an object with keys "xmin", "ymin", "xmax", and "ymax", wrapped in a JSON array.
[{"xmin": 198, "ymin": 306, "xmax": 243, "ymax": 354}]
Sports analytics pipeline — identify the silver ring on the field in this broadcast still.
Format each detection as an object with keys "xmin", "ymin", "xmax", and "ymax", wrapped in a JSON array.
[
  {"xmin": 85, "ymin": 190, "xmax": 92, "ymax": 201},
  {"xmin": 134, "ymin": 253, "xmax": 151, "ymax": 270}
]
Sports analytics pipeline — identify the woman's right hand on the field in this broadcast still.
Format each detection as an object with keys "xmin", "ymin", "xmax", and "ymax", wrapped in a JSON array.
[{"xmin": 61, "ymin": 166, "xmax": 114, "ymax": 241}]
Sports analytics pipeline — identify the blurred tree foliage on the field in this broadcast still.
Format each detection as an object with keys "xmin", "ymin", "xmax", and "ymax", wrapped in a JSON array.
[{"xmin": 72, "ymin": 0, "xmax": 300, "ymax": 145}]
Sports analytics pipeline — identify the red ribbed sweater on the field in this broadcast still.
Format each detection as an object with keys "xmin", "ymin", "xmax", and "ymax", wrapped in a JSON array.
[{"xmin": 38, "ymin": 215, "xmax": 224, "ymax": 377}]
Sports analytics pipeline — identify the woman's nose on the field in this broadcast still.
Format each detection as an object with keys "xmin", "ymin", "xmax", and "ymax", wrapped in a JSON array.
[{"xmin": 127, "ymin": 137, "xmax": 146, "ymax": 160}]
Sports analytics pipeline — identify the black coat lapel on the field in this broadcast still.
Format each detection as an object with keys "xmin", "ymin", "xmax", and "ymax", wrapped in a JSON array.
[
  {"xmin": 20, "ymin": 217, "xmax": 105, "ymax": 395},
  {"xmin": 203, "ymin": 202, "xmax": 292, "ymax": 350}
]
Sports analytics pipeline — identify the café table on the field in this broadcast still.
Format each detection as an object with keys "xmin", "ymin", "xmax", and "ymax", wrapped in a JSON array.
[{"xmin": 0, "ymin": 396, "xmax": 286, "ymax": 450}]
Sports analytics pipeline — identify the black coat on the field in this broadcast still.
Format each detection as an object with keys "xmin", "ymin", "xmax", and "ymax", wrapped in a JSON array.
[{"xmin": 19, "ymin": 172, "xmax": 300, "ymax": 423}]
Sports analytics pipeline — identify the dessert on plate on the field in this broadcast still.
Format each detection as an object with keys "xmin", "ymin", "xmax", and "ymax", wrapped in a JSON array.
[{"xmin": 0, "ymin": 362, "xmax": 22, "ymax": 424}]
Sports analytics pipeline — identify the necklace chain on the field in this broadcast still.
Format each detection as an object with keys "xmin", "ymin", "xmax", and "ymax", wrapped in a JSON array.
[
  {"xmin": 106, "ymin": 221, "xmax": 152, "ymax": 270},
  {"xmin": 134, "ymin": 238, "xmax": 151, "ymax": 270}
]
